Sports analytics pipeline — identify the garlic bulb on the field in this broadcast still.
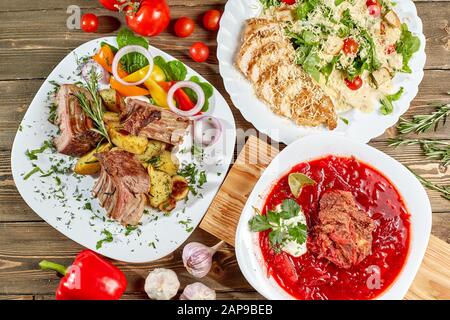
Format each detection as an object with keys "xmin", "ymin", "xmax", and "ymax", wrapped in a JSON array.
[
  {"xmin": 144, "ymin": 268, "xmax": 180, "ymax": 300},
  {"xmin": 180, "ymin": 282, "xmax": 216, "ymax": 300},
  {"xmin": 182, "ymin": 240, "xmax": 225, "ymax": 278}
]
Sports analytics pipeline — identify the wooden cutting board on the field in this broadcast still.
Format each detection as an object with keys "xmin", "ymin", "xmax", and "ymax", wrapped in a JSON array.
[{"xmin": 200, "ymin": 135, "xmax": 450, "ymax": 300}]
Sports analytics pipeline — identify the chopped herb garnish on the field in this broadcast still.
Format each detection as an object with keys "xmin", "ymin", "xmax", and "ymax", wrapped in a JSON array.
[
  {"xmin": 96, "ymin": 229, "xmax": 113, "ymax": 249},
  {"xmin": 23, "ymin": 166, "xmax": 43, "ymax": 180}
]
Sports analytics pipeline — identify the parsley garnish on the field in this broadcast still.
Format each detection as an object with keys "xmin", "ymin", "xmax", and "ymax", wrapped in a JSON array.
[
  {"xmin": 248, "ymin": 199, "xmax": 307, "ymax": 253},
  {"xmin": 25, "ymin": 140, "xmax": 54, "ymax": 160},
  {"xmin": 96, "ymin": 229, "xmax": 113, "ymax": 249}
]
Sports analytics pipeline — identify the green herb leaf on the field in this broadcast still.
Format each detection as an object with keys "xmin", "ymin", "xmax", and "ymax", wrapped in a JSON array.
[
  {"xmin": 96, "ymin": 229, "xmax": 113, "ymax": 249},
  {"xmin": 380, "ymin": 87, "xmax": 404, "ymax": 115},
  {"xmin": 396, "ymin": 23, "xmax": 420, "ymax": 73},
  {"xmin": 25, "ymin": 140, "xmax": 54, "ymax": 160},
  {"xmin": 288, "ymin": 223, "xmax": 307, "ymax": 244},
  {"xmin": 280, "ymin": 199, "xmax": 301, "ymax": 219},
  {"xmin": 166, "ymin": 60, "xmax": 187, "ymax": 81}
]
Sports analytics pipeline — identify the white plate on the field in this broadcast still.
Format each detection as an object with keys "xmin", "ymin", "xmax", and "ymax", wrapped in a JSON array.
[
  {"xmin": 235, "ymin": 134, "xmax": 431, "ymax": 300},
  {"xmin": 11, "ymin": 37, "xmax": 236, "ymax": 263},
  {"xmin": 217, "ymin": 0, "xmax": 426, "ymax": 144}
]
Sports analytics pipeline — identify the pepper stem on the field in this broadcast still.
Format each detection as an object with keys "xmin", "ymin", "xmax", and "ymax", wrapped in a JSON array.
[{"xmin": 39, "ymin": 260, "xmax": 67, "ymax": 276}]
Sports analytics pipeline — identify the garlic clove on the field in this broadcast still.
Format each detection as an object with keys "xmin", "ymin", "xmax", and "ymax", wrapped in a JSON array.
[
  {"xmin": 180, "ymin": 282, "xmax": 216, "ymax": 300},
  {"xmin": 182, "ymin": 241, "xmax": 225, "ymax": 278},
  {"xmin": 144, "ymin": 268, "xmax": 180, "ymax": 300}
]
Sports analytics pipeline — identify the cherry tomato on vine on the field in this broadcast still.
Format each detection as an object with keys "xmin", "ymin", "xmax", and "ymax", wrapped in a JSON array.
[
  {"xmin": 81, "ymin": 13, "xmax": 99, "ymax": 33},
  {"xmin": 189, "ymin": 42, "xmax": 209, "ymax": 62},
  {"xmin": 126, "ymin": 0, "xmax": 170, "ymax": 36},
  {"xmin": 202, "ymin": 10, "xmax": 221, "ymax": 31},
  {"xmin": 99, "ymin": 0, "xmax": 120, "ymax": 11},
  {"xmin": 174, "ymin": 17, "xmax": 195, "ymax": 37},
  {"xmin": 345, "ymin": 76, "xmax": 363, "ymax": 90},
  {"xmin": 343, "ymin": 38, "xmax": 359, "ymax": 56}
]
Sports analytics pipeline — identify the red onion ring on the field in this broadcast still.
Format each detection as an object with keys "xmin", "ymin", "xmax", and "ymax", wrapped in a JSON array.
[
  {"xmin": 111, "ymin": 45, "xmax": 154, "ymax": 86},
  {"xmin": 81, "ymin": 60, "xmax": 109, "ymax": 85},
  {"xmin": 167, "ymin": 81, "xmax": 205, "ymax": 118},
  {"xmin": 193, "ymin": 115, "xmax": 222, "ymax": 147}
]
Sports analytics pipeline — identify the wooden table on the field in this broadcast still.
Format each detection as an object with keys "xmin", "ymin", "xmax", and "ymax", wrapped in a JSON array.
[{"xmin": 0, "ymin": 0, "xmax": 448, "ymax": 300}]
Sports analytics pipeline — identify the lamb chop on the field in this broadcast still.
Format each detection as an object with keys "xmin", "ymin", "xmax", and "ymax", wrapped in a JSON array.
[{"xmin": 53, "ymin": 84, "xmax": 102, "ymax": 156}]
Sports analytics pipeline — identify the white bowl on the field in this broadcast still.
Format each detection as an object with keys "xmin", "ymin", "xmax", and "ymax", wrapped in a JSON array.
[{"xmin": 235, "ymin": 134, "xmax": 432, "ymax": 300}]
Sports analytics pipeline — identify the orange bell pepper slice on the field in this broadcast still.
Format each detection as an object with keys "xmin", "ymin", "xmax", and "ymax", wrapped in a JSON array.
[
  {"xmin": 93, "ymin": 45, "xmax": 128, "ymax": 79},
  {"xmin": 110, "ymin": 77, "xmax": 150, "ymax": 97}
]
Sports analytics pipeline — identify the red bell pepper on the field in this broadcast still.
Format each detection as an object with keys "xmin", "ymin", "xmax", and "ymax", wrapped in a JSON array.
[
  {"xmin": 158, "ymin": 81, "xmax": 196, "ymax": 111},
  {"xmin": 39, "ymin": 250, "xmax": 127, "ymax": 300}
]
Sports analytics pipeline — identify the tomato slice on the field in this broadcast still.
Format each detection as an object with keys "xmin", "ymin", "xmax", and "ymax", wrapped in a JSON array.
[
  {"xmin": 343, "ymin": 38, "xmax": 359, "ymax": 56},
  {"xmin": 345, "ymin": 76, "xmax": 363, "ymax": 90}
]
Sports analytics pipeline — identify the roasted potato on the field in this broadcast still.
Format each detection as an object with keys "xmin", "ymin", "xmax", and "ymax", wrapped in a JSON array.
[
  {"xmin": 148, "ymin": 165, "xmax": 172, "ymax": 208},
  {"xmin": 74, "ymin": 143, "xmax": 111, "ymax": 175},
  {"xmin": 137, "ymin": 140, "xmax": 166, "ymax": 168},
  {"xmin": 103, "ymin": 111, "xmax": 120, "ymax": 123},
  {"xmin": 99, "ymin": 89, "xmax": 124, "ymax": 113},
  {"xmin": 109, "ymin": 128, "xmax": 148, "ymax": 155},
  {"xmin": 171, "ymin": 175, "xmax": 189, "ymax": 201},
  {"xmin": 154, "ymin": 150, "xmax": 179, "ymax": 176},
  {"xmin": 159, "ymin": 197, "xmax": 177, "ymax": 212}
]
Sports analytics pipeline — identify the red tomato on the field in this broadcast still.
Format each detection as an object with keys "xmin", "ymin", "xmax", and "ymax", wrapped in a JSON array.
[
  {"xmin": 126, "ymin": 0, "xmax": 170, "ymax": 37},
  {"xmin": 202, "ymin": 10, "xmax": 221, "ymax": 31},
  {"xmin": 81, "ymin": 13, "xmax": 99, "ymax": 33},
  {"xmin": 386, "ymin": 44, "xmax": 396, "ymax": 54},
  {"xmin": 99, "ymin": 0, "xmax": 119, "ymax": 11},
  {"xmin": 345, "ymin": 76, "xmax": 363, "ymax": 90},
  {"xmin": 343, "ymin": 38, "xmax": 359, "ymax": 56},
  {"xmin": 282, "ymin": 0, "xmax": 297, "ymax": 4},
  {"xmin": 189, "ymin": 42, "xmax": 209, "ymax": 62},
  {"xmin": 174, "ymin": 17, "xmax": 195, "ymax": 37},
  {"xmin": 366, "ymin": 0, "xmax": 382, "ymax": 16}
]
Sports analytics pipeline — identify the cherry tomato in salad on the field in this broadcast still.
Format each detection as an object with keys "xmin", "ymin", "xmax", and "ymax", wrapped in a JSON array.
[
  {"xmin": 189, "ymin": 42, "xmax": 209, "ymax": 62},
  {"xmin": 202, "ymin": 10, "xmax": 221, "ymax": 31},
  {"xmin": 81, "ymin": 13, "xmax": 99, "ymax": 33},
  {"xmin": 345, "ymin": 76, "xmax": 363, "ymax": 90},
  {"xmin": 366, "ymin": 0, "xmax": 382, "ymax": 17},
  {"xmin": 343, "ymin": 38, "xmax": 359, "ymax": 56},
  {"xmin": 99, "ymin": 0, "xmax": 119, "ymax": 11},
  {"xmin": 386, "ymin": 44, "xmax": 396, "ymax": 54},
  {"xmin": 282, "ymin": 0, "xmax": 297, "ymax": 4},
  {"xmin": 174, "ymin": 17, "xmax": 195, "ymax": 37},
  {"xmin": 125, "ymin": 0, "xmax": 170, "ymax": 37}
]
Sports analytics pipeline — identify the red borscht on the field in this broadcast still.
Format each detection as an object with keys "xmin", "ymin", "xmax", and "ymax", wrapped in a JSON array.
[{"xmin": 258, "ymin": 155, "xmax": 411, "ymax": 300}]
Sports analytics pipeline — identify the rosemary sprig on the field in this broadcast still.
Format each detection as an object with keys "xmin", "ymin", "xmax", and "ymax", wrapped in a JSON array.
[
  {"xmin": 409, "ymin": 168, "xmax": 450, "ymax": 201},
  {"xmin": 397, "ymin": 103, "xmax": 450, "ymax": 134},
  {"xmin": 388, "ymin": 138, "xmax": 450, "ymax": 167},
  {"xmin": 75, "ymin": 68, "xmax": 111, "ymax": 143}
]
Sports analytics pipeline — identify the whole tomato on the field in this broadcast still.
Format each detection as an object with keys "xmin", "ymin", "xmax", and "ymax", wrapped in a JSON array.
[
  {"xmin": 126, "ymin": 0, "xmax": 170, "ymax": 36},
  {"xmin": 174, "ymin": 17, "xmax": 195, "ymax": 37},
  {"xmin": 189, "ymin": 42, "xmax": 209, "ymax": 62},
  {"xmin": 99, "ymin": 0, "xmax": 120, "ymax": 11},
  {"xmin": 202, "ymin": 10, "xmax": 221, "ymax": 31},
  {"xmin": 81, "ymin": 13, "xmax": 99, "ymax": 33}
]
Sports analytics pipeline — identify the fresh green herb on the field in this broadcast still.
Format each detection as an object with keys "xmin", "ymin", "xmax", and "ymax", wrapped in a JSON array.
[
  {"xmin": 48, "ymin": 103, "xmax": 58, "ymax": 124},
  {"xmin": 75, "ymin": 68, "xmax": 111, "ymax": 143},
  {"xmin": 408, "ymin": 168, "xmax": 450, "ymax": 201},
  {"xmin": 116, "ymin": 28, "xmax": 149, "ymax": 73},
  {"xmin": 321, "ymin": 55, "xmax": 340, "ymax": 81},
  {"xmin": 248, "ymin": 199, "xmax": 307, "ymax": 253},
  {"xmin": 83, "ymin": 202, "xmax": 93, "ymax": 211},
  {"xmin": 396, "ymin": 23, "xmax": 420, "ymax": 73},
  {"xmin": 178, "ymin": 163, "xmax": 207, "ymax": 196},
  {"xmin": 96, "ymin": 229, "xmax": 113, "ymax": 249},
  {"xmin": 146, "ymin": 156, "xmax": 161, "ymax": 166},
  {"xmin": 360, "ymin": 29, "xmax": 381, "ymax": 71},
  {"xmin": 380, "ymin": 87, "xmax": 404, "ymax": 115},
  {"xmin": 397, "ymin": 103, "xmax": 450, "ymax": 134},
  {"xmin": 335, "ymin": 0, "xmax": 346, "ymax": 5},
  {"xmin": 23, "ymin": 166, "xmax": 43, "ymax": 180},
  {"xmin": 259, "ymin": 0, "xmax": 281, "ymax": 10},
  {"xmin": 340, "ymin": 117, "xmax": 349, "ymax": 125},
  {"xmin": 124, "ymin": 225, "xmax": 139, "ymax": 236},
  {"xmin": 389, "ymin": 138, "xmax": 450, "ymax": 167},
  {"xmin": 25, "ymin": 140, "xmax": 54, "ymax": 160},
  {"xmin": 293, "ymin": 0, "xmax": 318, "ymax": 21}
]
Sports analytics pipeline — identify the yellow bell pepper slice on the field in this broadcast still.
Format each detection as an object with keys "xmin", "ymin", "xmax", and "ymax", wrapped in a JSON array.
[
  {"xmin": 144, "ymin": 78, "xmax": 169, "ymax": 109},
  {"xmin": 123, "ymin": 65, "xmax": 166, "ymax": 83}
]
